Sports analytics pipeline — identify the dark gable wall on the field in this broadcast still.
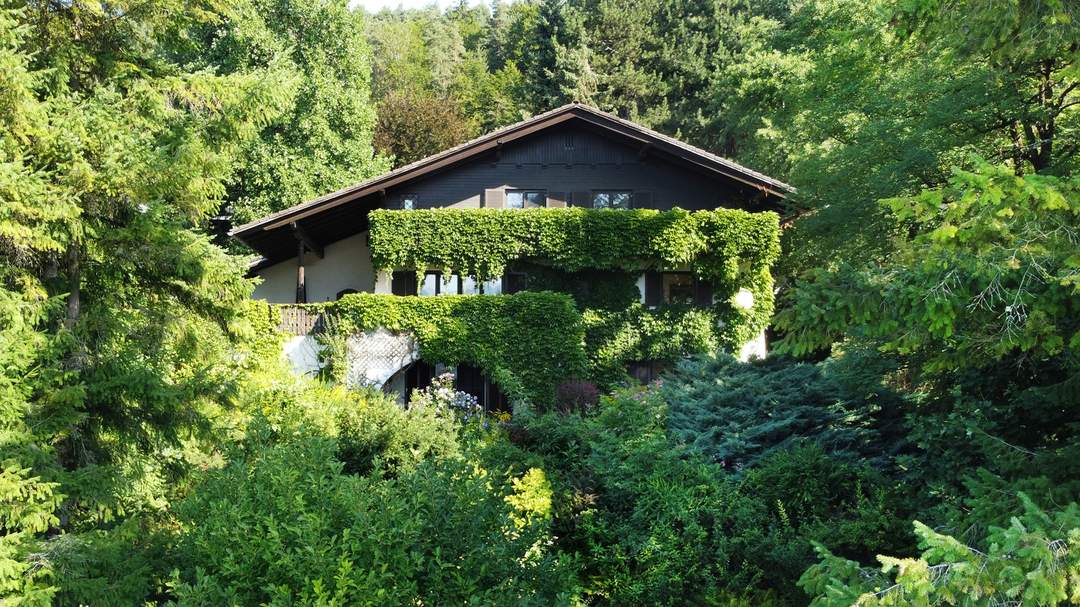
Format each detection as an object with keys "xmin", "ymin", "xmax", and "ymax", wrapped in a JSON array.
[{"xmin": 384, "ymin": 125, "xmax": 757, "ymax": 211}]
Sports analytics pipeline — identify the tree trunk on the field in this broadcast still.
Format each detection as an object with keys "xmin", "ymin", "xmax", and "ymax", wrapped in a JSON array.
[{"xmin": 64, "ymin": 243, "xmax": 80, "ymax": 331}]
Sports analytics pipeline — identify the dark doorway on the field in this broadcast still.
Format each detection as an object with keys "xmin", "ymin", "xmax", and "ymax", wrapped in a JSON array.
[
  {"xmin": 456, "ymin": 363, "xmax": 509, "ymax": 413},
  {"xmin": 404, "ymin": 360, "xmax": 437, "ymax": 404}
]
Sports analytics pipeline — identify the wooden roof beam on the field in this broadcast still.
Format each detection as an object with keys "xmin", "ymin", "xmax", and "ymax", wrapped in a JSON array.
[{"xmin": 291, "ymin": 222, "xmax": 324, "ymax": 259}]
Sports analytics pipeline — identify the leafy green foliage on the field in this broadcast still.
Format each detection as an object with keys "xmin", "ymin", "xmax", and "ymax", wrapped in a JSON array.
[
  {"xmin": 185, "ymin": 0, "xmax": 390, "ymax": 227},
  {"xmin": 800, "ymin": 495, "xmax": 1080, "ymax": 607},
  {"xmin": 661, "ymin": 353, "xmax": 906, "ymax": 472},
  {"xmin": 374, "ymin": 89, "xmax": 476, "ymax": 166},
  {"xmin": 496, "ymin": 390, "xmax": 762, "ymax": 605},
  {"xmin": 334, "ymin": 385, "xmax": 461, "ymax": 478},
  {"xmin": 776, "ymin": 163, "xmax": 1080, "ymax": 371},
  {"xmin": 171, "ymin": 424, "xmax": 578, "ymax": 606},
  {"xmin": 369, "ymin": 206, "xmax": 780, "ymax": 356},
  {"xmin": 582, "ymin": 304, "xmax": 723, "ymax": 385},
  {"xmin": 0, "ymin": 2, "xmax": 296, "ymax": 601},
  {"xmin": 737, "ymin": 446, "xmax": 912, "ymax": 599},
  {"xmin": 0, "ymin": 0, "xmax": 1077, "ymax": 605},
  {"xmin": 370, "ymin": 207, "xmax": 780, "ymax": 286}
]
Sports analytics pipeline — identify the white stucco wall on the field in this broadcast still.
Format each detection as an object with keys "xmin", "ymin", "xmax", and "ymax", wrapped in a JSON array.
[
  {"xmin": 283, "ymin": 335, "xmax": 324, "ymax": 377},
  {"xmin": 252, "ymin": 232, "xmax": 376, "ymax": 303}
]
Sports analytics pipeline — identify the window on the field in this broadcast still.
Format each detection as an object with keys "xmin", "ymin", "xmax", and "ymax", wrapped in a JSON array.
[
  {"xmin": 401, "ymin": 194, "xmax": 418, "ymax": 210},
  {"xmin": 662, "ymin": 272, "xmax": 695, "ymax": 305},
  {"xmin": 506, "ymin": 190, "xmax": 545, "ymax": 209},
  {"xmin": 460, "ymin": 276, "xmax": 481, "ymax": 295},
  {"xmin": 643, "ymin": 271, "xmax": 712, "ymax": 307},
  {"xmin": 391, "ymin": 271, "xmax": 418, "ymax": 296},
  {"xmin": 592, "ymin": 190, "xmax": 632, "ymax": 210},
  {"xmin": 420, "ymin": 271, "xmax": 461, "ymax": 296}
]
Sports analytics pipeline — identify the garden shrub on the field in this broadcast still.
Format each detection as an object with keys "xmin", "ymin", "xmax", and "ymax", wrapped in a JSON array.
[
  {"xmin": 555, "ymin": 379, "xmax": 599, "ymax": 414},
  {"xmin": 488, "ymin": 389, "xmax": 778, "ymax": 606},
  {"xmin": 49, "ymin": 516, "xmax": 174, "ymax": 607},
  {"xmin": 800, "ymin": 494, "xmax": 1080, "ymax": 607},
  {"xmin": 661, "ymin": 353, "xmax": 906, "ymax": 472},
  {"xmin": 334, "ymin": 384, "xmax": 461, "ymax": 477},
  {"xmin": 735, "ymin": 445, "xmax": 912, "ymax": 600},
  {"xmin": 171, "ymin": 423, "xmax": 579, "ymax": 606}
]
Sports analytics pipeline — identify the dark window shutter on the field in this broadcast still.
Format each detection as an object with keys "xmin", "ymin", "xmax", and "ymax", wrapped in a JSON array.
[
  {"xmin": 546, "ymin": 191, "xmax": 567, "ymax": 208},
  {"xmin": 484, "ymin": 188, "xmax": 505, "ymax": 208},
  {"xmin": 572, "ymin": 191, "xmax": 591, "ymax": 207},
  {"xmin": 693, "ymin": 277, "xmax": 713, "ymax": 307},
  {"xmin": 644, "ymin": 271, "xmax": 662, "ymax": 306},
  {"xmin": 391, "ymin": 271, "xmax": 417, "ymax": 296},
  {"xmin": 632, "ymin": 191, "xmax": 653, "ymax": 209}
]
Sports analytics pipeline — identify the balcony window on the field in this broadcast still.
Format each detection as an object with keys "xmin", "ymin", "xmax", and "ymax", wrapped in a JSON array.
[
  {"xmin": 506, "ymin": 190, "xmax": 545, "ymax": 209},
  {"xmin": 592, "ymin": 190, "xmax": 632, "ymax": 210},
  {"xmin": 420, "ymin": 271, "xmax": 462, "ymax": 296}
]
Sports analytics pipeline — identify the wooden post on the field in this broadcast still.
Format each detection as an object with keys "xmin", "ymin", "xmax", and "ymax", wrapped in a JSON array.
[{"xmin": 295, "ymin": 240, "xmax": 306, "ymax": 304}]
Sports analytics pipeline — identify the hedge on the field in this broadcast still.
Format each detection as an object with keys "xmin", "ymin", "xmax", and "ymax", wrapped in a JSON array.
[{"xmin": 308, "ymin": 292, "xmax": 587, "ymax": 407}]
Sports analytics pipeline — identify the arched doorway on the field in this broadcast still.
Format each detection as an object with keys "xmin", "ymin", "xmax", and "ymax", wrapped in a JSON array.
[{"xmin": 382, "ymin": 361, "xmax": 508, "ymax": 412}]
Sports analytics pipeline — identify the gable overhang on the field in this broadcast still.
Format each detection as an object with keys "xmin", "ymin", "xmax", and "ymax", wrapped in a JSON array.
[{"xmin": 232, "ymin": 104, "xmax": 794, "ymax": 266}]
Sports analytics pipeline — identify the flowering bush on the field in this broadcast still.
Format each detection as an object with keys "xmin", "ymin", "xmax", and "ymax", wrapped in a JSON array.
[{"xmin": 410, "ymin": 372, "xmax": 483, "ymax": 423}]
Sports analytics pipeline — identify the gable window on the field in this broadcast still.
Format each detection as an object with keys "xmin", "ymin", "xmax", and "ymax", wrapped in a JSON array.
[
  {"xmin": 506, "ymin": 190, "xmax": 545, "ymax": 209},
  {"xmin": 401, "ymin": 194, "xmax": 418, "ymax": 210},
  {"xmin": 592, "ymin": 190, "xmax": 632, "ymax": 210}
]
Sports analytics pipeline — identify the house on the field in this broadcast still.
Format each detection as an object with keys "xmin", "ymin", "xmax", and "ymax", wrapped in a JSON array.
[{"xmin": 231, "ymin": 103, "xmax": 791, "ymax": 407}]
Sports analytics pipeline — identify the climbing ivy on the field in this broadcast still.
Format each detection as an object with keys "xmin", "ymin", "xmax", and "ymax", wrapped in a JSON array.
[
  {"xmin": 368, "ymin": 207, "xmax": 780, "ymax": 289},
  {"xmin": 514, "ymin": 264, "xmax": 765, "ymax": 385},
  {"xmin": 368, "ymin": 207, "xmax": 781, "ymax": 374},
  {"xmin": 307, "ymin": 292, "xmax": 587, "ymax": 407},
  {"xmin": 294, "ymin": 209, "xmax": 780, "ymax": 403}
]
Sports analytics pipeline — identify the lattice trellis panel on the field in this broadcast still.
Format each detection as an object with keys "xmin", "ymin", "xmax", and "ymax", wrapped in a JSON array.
[{"xmin": 344, "ymin": 328, "xmax": 419, "ymax": 389}]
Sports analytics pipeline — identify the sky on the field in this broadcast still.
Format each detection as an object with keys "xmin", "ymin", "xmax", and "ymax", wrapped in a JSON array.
[{"xmin": 351, "ymin": 0, "xmax": 484, "ymax": 11}]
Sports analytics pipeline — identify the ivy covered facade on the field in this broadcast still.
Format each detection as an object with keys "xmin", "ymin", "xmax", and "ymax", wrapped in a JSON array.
[{"xmin": 233, "ymin": 104, "xmax": 789, "ymax": 408}]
